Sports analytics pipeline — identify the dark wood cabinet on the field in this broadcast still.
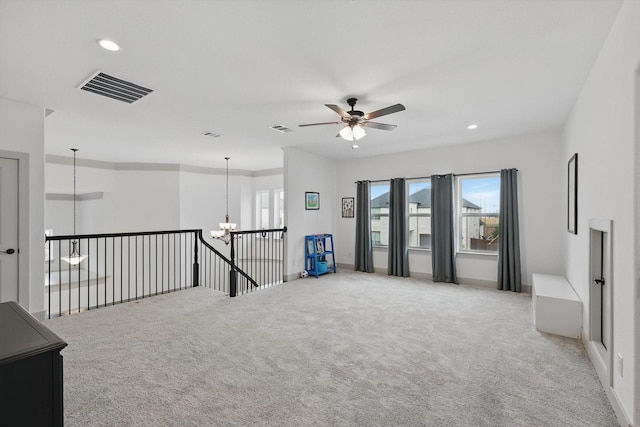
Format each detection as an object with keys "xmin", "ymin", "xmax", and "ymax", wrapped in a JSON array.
[{"xmin": 0, "ymin": 301, "xmax": 67, "ymax": 426}]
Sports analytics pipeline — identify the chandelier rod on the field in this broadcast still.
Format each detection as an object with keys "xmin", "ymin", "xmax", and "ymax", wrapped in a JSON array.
[
  {"xmin": 225, "ymin": 156, "xmax": 229, "ymax": 218},
  {"xmin": 71, "ymin": 148, "xmax": 78, "ymax": 235}
]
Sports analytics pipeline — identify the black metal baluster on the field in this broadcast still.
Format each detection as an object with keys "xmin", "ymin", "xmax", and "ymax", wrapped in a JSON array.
[
  {"xmin": 85, "ymin": 239, "xmax": 89, "ymax": 313},
  {"xmin": 103, "ymin": 237, "xmax": 106, "ymax": 307},
  {"xmin": 127, "ymin": 236, "xmax": 131, "ymax": 301},
  {"xmin": 135, "ymin": 236, "xmax": 138, "ymax": 300},
  {"xmin": 193, "ymin": 232, "xmax": 199, "ymax": 287},
  {"xmin": 47, "ymin": 239, "xmax": 51, "ymax": 318},
  {"xmin": 161, "ymin": 234, "xmax": 164, "ymax": 294},
  {"xmin": 141, "ymin": 235, "xmax": 144, "ymax": 298},
  {"xmin": 118, "ymin": 237, "xmax": 122, "ymax": 304}
]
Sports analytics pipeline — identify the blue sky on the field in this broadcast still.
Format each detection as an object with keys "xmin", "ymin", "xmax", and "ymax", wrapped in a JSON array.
[{"xmin": 461, "ymin": 176, "xmax": 500, "ymax": 212}]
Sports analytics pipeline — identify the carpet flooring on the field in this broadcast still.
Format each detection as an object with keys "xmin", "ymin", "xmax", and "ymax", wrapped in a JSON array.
[{"xmin": 45, "ymin": 270, "xmax": 619, "ymax": 426}]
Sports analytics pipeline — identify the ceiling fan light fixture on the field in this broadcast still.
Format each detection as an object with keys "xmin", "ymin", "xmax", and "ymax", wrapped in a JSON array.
[
  {"xmin": 339, "ymin": 124, "xmax": 366, "ymax": 141},
  {"xmin": 352, "ymin": 124, "xmax": 366, "ymax": 140},
  {"xmin": 339, "ymin": 125, "xmax": 353, "ymax": 141}
]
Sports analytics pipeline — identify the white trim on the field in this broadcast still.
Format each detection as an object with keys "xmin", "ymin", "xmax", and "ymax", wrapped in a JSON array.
[
  {"xmin": 588, "ymin": 219, "xmax": 614, "ymax": 387},
  {"xmin": 583, "ymin": 331, "xmax": 632, "ymax": 427},
  {"xmin": 0, "ymin": 150, "xmax": 29, "ymax": 309},
  {"xmin": 45, "ymin": 154, "xmax": 281, "ymax": 177}
]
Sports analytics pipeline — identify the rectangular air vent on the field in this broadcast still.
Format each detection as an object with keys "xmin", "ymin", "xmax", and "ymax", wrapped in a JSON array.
[
  {"xmin": 202, "ymin": 132, "xmax": 223, "ymax": 138},
  {"xmin": 77, "ymin": 71, "xmax": 153, "ymax": 104},
  {"xmin": 270, "ymin": 124, "xmax": 293, "ymax": 133}
]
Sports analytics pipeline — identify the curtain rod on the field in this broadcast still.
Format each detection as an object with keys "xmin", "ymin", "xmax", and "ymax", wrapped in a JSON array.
[{"xmin": 355, "ymin": 169, "xmax": 515, "ymax": 184}]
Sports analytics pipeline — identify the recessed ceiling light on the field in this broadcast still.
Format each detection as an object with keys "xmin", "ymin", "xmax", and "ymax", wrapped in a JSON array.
[
  {"xmin": 97, "ymin": 39, "xmax": 120, "ymax": 52},
  {"xmin": 351, "ymin": 144, "xmax": 359, "ymax": 149},
  {"xmin": 467, "ymin": 124, "xmax": 478, "ymax": 130}
]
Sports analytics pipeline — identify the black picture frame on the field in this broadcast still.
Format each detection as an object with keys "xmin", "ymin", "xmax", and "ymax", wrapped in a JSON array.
[
  {"xmin": 305, "ymin": 192, "xmax": 319, "ymax": 210},
  {"xmin": 342, "ymin": 197, "xmax": 354, "ymax": 218},
  {"xmin": 568, "ymin": 153, "xmax": 578, "ymax": 234}
]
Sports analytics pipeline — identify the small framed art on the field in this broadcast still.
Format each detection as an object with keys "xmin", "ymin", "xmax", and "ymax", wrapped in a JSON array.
[
  {"xmin": 342, "ymin": 197, "xmax": 354, "ymax": 218},
  {"xmin": 305, "ymin": 192, "xmax": 319, "ymax": 210}
]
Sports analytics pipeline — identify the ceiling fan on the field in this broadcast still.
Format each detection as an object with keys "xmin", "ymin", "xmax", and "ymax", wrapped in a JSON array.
[{"xmin": 299, "ymin": 98, "xmax": 406, "ymax": 142}]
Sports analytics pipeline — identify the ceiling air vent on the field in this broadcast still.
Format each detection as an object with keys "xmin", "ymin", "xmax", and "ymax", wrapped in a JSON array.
[
  {"xmin": 77, "ymin": 71, "xmax": 153, "ymax": 104},
  {"xmin": 270, "ymin": 124, "xmax": 293, "ymax": 133},
  {"xmin": 202, "ymin": 132, "xmax": 223, "ymax": 138}
]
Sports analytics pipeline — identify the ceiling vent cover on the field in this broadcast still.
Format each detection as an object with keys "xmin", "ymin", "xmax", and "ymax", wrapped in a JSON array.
[
  {"xmin": 78, "ymin": 71, "xmax": 153, "ymax": 104},
  {"xmin": 269, "ymin": 124, "xmax": 293, "ymax": 133}
]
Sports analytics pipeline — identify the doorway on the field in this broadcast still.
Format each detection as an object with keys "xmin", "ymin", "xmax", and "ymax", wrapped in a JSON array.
[
  {"xmin": 0, "ymin": 157, "xmax": 19, "ymax": 302},
  {"xmin": 589, "ymin": 219, "xmax": 612, "ymax": 382}
]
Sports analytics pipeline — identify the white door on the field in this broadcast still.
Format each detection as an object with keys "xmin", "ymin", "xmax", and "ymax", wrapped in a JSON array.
[{"xmin": 0, "ymin": 157, "xmax": 19, "ymax": 302}]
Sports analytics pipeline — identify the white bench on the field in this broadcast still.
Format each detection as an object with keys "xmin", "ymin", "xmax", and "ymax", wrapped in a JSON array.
[{"xmin": 532, "ymin": 274, "xmax": 582, "ymax": 339}]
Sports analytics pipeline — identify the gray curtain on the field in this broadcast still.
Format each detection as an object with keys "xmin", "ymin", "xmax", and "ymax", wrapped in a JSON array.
[
  {"xmin": 388, "ymin": 178, "xmax": 409, "ymax": 276},
  {"xmin": 498, "ymin": 169, "xmax": 521, "ymax": 292},
  {"xmin": 431, "ymin": 174, "xmax": 458, "ymax": 284},
  {"xmin": 355, "ymin": 180, "xmax": 374, "ymax": 272}
]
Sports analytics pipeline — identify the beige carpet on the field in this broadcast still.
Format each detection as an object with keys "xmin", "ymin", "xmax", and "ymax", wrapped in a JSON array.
[{"xmin": 45, "ymin": 270, "xmax": 619, "ymax": 426}]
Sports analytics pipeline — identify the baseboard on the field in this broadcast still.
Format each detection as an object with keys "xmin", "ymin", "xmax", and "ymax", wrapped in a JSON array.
[
  {"xmin": 284, "ymin": 272, "xmax": 299, "ymax": 282},
  {"xmin": 335, "ymin": 263, "xmax": 530, "ymax": 292},
  {"xmin": 582, "ymin": 331, "xmax": 633, "ymax": 427},
  {"xmin": 31, "ymin": 310, "xmax": 46, "ymax": 322}
]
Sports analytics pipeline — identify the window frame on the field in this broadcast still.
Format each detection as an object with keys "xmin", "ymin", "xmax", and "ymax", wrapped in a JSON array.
[
  {"xmin": 456, "ymin": 173, "xmax": 500, "ymax": 255},
  {"xmin": 369, "ymin": 181, "xmax": 390, "ymax": 247},
  {"xmin": 407, "ymin": 178, "xmax": 432, "ymax": 250}
]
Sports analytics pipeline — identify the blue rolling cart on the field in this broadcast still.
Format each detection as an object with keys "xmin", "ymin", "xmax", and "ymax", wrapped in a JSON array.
[{"xmin": 305, "ymin": 234, "xmax": 336, "ymax": 278}]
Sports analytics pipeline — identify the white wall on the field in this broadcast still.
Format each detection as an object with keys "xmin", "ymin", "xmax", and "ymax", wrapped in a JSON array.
[
  {"xmin": 178, "ymin": 169, "xmax": 248, "ymax": 253},
  {"xmin": 0, "ymin": 97, "xmax": 45, "ymax": 315},
  {"xmin": 45, "ymin": 163, "xmax": 181, "ymax": 234},
  {"xmin": 562, "ymin": 1, "xmax": 639, "ymax": 423},
  {"xmin": 335, "ymin": 131, "xmax": 564, "ymax": 285},
  {"xmin": 283, "ymin": 147, "xmax": 336, "ymax": 279},
  {"xmin": 45, "ymin": 161, "xmax": 279, "ymax": 254}
]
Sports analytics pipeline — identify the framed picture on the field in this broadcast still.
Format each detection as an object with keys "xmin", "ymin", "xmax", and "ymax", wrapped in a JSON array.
[
  {"xmin": 305, "ymin": 192, "xmax": 319, "ymax": 210},
  {"xmin": 342, "ymin": 197, "xmax": 354, "ymax": 218},
  {"xmin": 567, "ymin": 153, "xmax": 578, "ymax": 234},
  {"xmin": 316, "ymin": 240, "xmax": 324, "ymax": 253}
]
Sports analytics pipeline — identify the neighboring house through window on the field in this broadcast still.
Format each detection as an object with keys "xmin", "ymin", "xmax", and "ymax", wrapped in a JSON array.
[
  {"xmin": 370, "ymin": 182, "xmax": 390, "ymax": 246},
  {"xmin": 368, "ymin": 174, "xmax": 501, "ymax": 253},
  {"xmin": 457, "ymin": 174, "xmax": 500, "ymax": 253},
  {"xmin": 408, "ymin": 179, "xmax": 431, "ymax": 249}
]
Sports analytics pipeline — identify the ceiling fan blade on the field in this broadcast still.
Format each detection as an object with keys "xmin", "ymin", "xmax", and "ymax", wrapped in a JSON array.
[
  {"xmin": 298, "ymin": 121, "xmax": 341, "ymax": 127},
  {"xmin": 363, "ymin": 121, "xmax": 397, "ymax": 131},
  {"xmin": 325, "ymin": 104, "xmax": 351, "ymax": 118},
  {"xmin": 364, "ymin": 104, "xmax": 405, "ymax": 120}
]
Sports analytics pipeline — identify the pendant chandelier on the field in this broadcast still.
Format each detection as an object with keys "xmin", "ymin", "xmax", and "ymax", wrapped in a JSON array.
[
  {"xmin": 210, "ymin": 157, "xmax": 237, "ymax": 245},
  {"xmin": 61, "ymin": 148, "xmax": 86, "ymax": 266}
]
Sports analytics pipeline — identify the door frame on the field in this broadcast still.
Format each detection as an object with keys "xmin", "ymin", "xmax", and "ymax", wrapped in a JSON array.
[{"xmin": 0, "ymin": 150, "xmax": 30, "ymax": 309}]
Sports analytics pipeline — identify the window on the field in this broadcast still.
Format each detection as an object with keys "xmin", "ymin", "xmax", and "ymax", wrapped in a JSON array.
[
  {"xmin": 256, "ymin": 190, "xmax": 270, "ymax": 229},
  {"xmin": 457, "ymin": 174, "xmax": 500, "ymax": 253},
  {"xmin": 256, "ymin": 189, "xmax": 284, "ymax": 230},
  {"xmin": 372, "ymin": 231, "xmax": 382, "ymax": 245},
  {"xmin": 370, "ymin": 182, "xmax": 390, "ymax": 246},
  {"xmin": 408, "ymin": 179, "xmax": 431, "ymax": 249},
  {"xmin": 367, "ymin": 174, "xmax": 501, "ymax": 253},
  {"xmin": 276, "ymin": 190, "xmax": 284, "ymax": 228}
]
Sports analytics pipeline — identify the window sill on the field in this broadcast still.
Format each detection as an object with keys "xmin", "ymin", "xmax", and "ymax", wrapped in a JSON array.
[{"xmin": 456, "ymin": 250, "xmax": 498, "ymax": 258}]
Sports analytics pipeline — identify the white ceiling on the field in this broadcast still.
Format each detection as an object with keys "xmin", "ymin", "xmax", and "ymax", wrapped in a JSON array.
[{"xmin": 0, "ymin": 0, "xmax": 622, "ymax": 171}]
